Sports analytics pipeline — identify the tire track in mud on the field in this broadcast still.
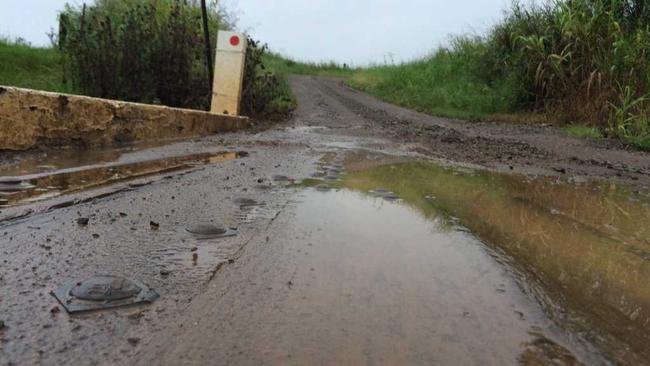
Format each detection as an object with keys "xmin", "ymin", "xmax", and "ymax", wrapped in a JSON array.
[{"xmin": 313, "ymin": 77, "xmax": 550, "ymax": 160}]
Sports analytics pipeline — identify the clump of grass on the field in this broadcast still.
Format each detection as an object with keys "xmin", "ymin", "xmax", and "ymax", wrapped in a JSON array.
[
  {"xmin": 242, "ymin": 39, "xmax": 296, "ymax": 118},
  {"xmin": 626, "ymin": 136, "xmax": 650, "ymax": 151},
  {"xmin": 489, "ymin": 0, "xmax": 650, "ymax": 147},
  {"xmin": 564, "ymin": 124, "xmax": 603, "ymax": 139}
]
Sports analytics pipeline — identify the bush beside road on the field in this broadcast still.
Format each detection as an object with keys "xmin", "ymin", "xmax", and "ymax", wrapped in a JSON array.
[{"xmin": 0, "ymin": 1, "xmax": 293, "ymax": 120}]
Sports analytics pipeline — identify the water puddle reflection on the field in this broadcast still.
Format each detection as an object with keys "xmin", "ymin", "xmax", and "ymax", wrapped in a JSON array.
[
  {"xmin": 0, "ymin": 151, "xmax": 242, "ymax": 207},
  {"xmin": 0, "ymin": 140, "xmax": 177, "ymax": 177},
  {"xmin": 331, "ymin": 161, "xmax": 650, "ymax": 364},
  {"xmin": 280, "ymin": 187, "xmax": 598, "ymax": 365}
]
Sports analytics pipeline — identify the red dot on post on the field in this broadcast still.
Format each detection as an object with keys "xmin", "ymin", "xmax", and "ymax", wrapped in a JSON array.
[{"xmin": 230, "ymin": 36, "xmax": 240, "ymax": 46}]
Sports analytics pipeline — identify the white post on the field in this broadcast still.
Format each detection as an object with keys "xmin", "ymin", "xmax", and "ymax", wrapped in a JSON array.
[{"xmin": 210, "ymin": 31, "xmax": 247, "ymax": 116}]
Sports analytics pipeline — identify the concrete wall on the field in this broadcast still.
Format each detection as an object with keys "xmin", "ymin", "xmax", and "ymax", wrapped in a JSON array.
[{"xmin": 0, "ymin": 86, "xmax": 249, "ymax": 151}]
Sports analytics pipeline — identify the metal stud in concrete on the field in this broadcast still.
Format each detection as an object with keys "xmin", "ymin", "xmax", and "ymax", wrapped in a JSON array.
[
  {"xmin": 51, "ymin": 275, "xmax": 159, "ymax": 313},
  {"xmin": 186, "ymin": 224, "xmax": 237, "ymax": 239}
]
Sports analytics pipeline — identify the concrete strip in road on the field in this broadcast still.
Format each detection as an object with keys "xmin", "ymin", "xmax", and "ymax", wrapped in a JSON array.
[{"xmin": 0, "ymin": 85, "xmax": 249, "ymax": 151}]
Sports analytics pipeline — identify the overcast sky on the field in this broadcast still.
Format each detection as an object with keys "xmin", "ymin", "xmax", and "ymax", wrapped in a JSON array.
[{"xmin": 1, "ymin": 0, "xmax": 512, "ymax": 65}]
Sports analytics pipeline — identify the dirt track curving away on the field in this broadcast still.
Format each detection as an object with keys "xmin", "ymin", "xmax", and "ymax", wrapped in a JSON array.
[
  {"xmin": 0, "ymin": 75, "xmax": 648, "ymax": 366},
  {"xmin": 291, "ymin": 76, "xmax": 650, "ymax": 187}
]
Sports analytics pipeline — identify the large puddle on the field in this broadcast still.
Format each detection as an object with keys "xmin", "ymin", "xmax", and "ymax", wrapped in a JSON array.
[
  {"xmin": 324, "ymin": 160, "xmax": 650, "ymax": 364},
  {"xmin": 262, "ymin": 187, "xmax": 596, "ymax": 365}
]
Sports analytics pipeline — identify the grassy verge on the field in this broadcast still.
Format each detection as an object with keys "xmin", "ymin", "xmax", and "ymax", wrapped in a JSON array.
[
  {"xmin": 625, "ymin": 136, "xmax": 650, "ymax": 151},
  {"xmin": 257, "ymin": 56, "xmax": 297, "ymax": 120},
  {"xmin": 564, "ymin": 124, "xmax": 603, "ymax": 139},
  {"xmin": 345, "ymin": 50, "xmax": 517, "ymax": 120},
  {"xmin": 263, "ymin": 53, "xmax": 356, "ymax": 78},
  {"xmin": 0, "ymin": 38, "xmax": 71, "ymax": 93}
]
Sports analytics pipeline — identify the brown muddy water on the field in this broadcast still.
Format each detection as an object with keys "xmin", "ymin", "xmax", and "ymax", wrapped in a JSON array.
[
  {"xmin": 0, "ymin": 151, "xmax": 240, "ymax": 207},
  {"xmin": 261, "ymin": 187, "xmax": 601, "ymax": 365},
  {"xmin": 315, "ymin": 160, "xmax": 649, "ymax": 365},
  {"xmin": 0, "ymin": 140, "xmax": 182, "ymax": 177}
]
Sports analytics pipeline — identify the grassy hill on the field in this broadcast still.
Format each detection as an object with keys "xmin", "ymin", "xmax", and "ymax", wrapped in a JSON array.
[{"xmin": 0, "ymin": 38, "xmax": 72, "ymax": 93}]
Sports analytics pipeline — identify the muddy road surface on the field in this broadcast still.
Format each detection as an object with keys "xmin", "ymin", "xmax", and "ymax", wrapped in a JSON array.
[{"xmin": 1, "ymin": 76, "xmax": 649, "ymax": 366}]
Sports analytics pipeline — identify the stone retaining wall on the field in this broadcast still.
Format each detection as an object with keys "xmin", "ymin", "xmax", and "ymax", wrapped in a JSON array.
[{"xmin": 0, "ymin": 86, "xmax": 249, "ymax": 150}]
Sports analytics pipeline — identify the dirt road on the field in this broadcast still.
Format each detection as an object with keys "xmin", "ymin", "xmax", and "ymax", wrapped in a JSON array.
[
  {"xmin": 0, "ymin": 76, "xmax": 648, "ymax": 366},
  {"xmin": 293, "ymin": 76, "xmax": 649, "ymax": 186}
]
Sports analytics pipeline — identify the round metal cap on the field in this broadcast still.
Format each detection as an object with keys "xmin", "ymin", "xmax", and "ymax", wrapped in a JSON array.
[{"xmin": 70, "ymin": 275, "xmax": 142, "ymax": 301}]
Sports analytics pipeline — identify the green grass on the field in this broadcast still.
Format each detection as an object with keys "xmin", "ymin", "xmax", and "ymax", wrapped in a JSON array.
[
  {"xmin": 346, "ymin": 56, "xmax": 517, "ymax": 120},
  {"xmin": 626, "ymin": 136, "xmax": 650, "ymax": 151},
  {"xmin": 263, "ymin": 53, "xmax": 356, "ymax": 78},
  {"xmin": 564, "ymin": 124, "xmax": 603, "ymax": 139},
  {"xmin": 262, "ymin": 65, "xmax": 297, "ymax": 119},
  {"xmin": 0, "ymin": 38, "xmax": 72, "ymax": 93}
]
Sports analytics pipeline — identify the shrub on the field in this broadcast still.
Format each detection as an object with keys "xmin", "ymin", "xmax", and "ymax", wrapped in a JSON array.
[
  {"xmin": 241, "ymin": 37, "xmax": 295, "ymax": 118},
  {"xmin": 486, "ymin": 0, "xmax": 650, "ymax": 139},
  {"xmin": 57, "ymin": 0, "xmax": 292, "ymax": 117},
  {"xmin": 58, "ymin": 0, "xmax": 228, "ymax": 109}
]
